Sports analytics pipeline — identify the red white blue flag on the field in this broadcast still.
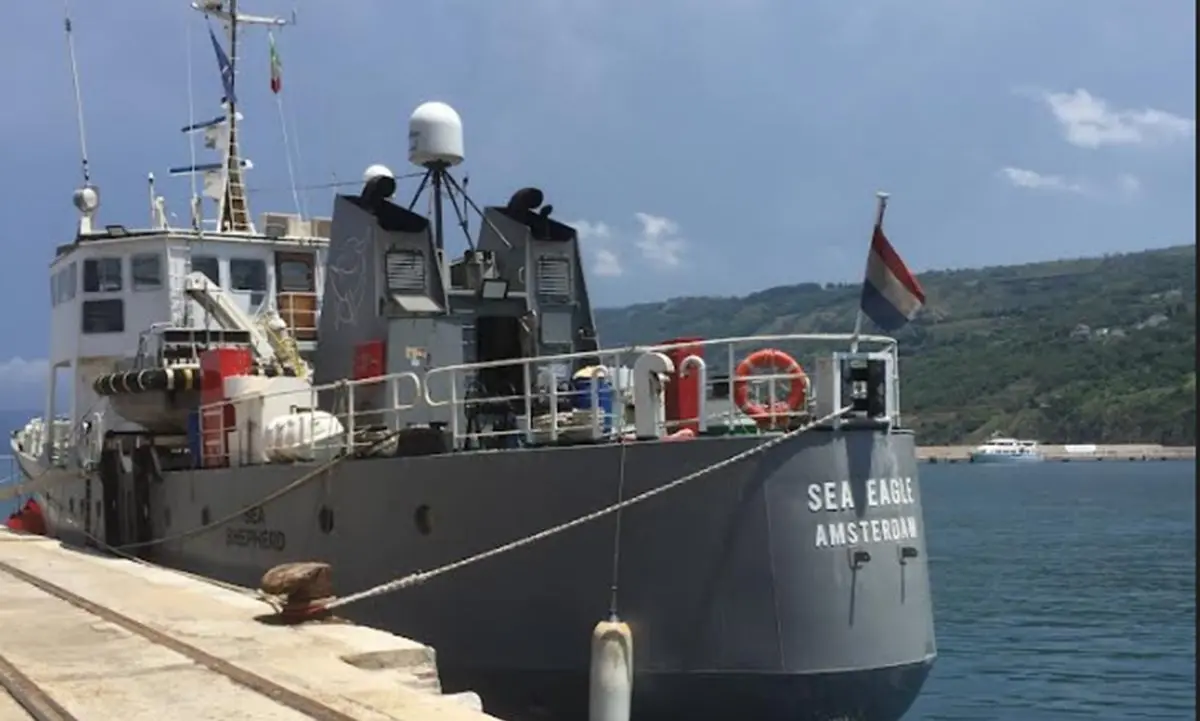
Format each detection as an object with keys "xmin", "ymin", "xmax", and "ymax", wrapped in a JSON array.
[{"xmin": 859, "ymin": 225, "xmax": 925, "ymax": 331}]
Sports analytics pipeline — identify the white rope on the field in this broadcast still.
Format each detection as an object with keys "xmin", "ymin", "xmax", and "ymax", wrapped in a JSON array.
[
  {"xmin": 324, "ymin": 405, "xmax": 854, "ymax": 611},
  {"xmin": 270, "ymin": 30, "xmax": 303, "ymax": 217},
  {"xmin": 186, "ymin": 10, "xmax": 200, "ymax": 230},
  {"xmin": 274, "ymin": 92, "xmax": 302, "ymax": 217}
]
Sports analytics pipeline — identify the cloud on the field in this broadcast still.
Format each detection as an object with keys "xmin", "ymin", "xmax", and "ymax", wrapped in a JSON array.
[
  {"xmin": 571, "ymin": 213, "xmax": 689, "ymax": 275},
  {"xmin": 633, "ymin": 212, "xmax": 687, "ymax": 269},
  {"xmin": 0, "ymin": 357, "xmax": 47, "ymax": 385},
  {"xmin": 570, "ymin": 220, "xmax": 624, "ymax": 277},
  {"xmin": 0, "ymin": 357, "xmax": 47, "ymax": 412},
  {"xmin": 1116, "ymin": 173, "xmax": 1142, "ymax": 197},
  {"xmin": 999, "ymin": 167, "xmax": 1085, "ymax": 193},
  {"xmin": 1038, "ymin": 89, "xmax": 1196, "ymax": 149}
]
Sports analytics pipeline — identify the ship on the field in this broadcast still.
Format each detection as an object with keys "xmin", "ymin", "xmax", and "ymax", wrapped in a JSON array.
[
  {"xmin": 8, "ymin": 3, "xmax": 938, "ymax": 719},
  {"xmin": 969, "ymin": 433, "xmax": 1045, "ymax": 464}
]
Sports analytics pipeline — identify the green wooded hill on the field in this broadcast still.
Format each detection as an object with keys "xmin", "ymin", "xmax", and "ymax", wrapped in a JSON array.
[{"xmin": 594, "ymin": 245, "xmax": 1197, "ymax": 445}]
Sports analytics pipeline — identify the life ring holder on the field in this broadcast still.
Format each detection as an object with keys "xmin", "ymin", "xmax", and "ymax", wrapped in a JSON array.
[{"xmin": 732, "ymin": 348, "xmax": 809, "ymax": 430}]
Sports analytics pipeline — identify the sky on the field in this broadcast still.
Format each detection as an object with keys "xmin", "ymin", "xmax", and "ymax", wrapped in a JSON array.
[{"xmin": 0, "ymin": 0, "xmax": 1194, "ymax": 410}]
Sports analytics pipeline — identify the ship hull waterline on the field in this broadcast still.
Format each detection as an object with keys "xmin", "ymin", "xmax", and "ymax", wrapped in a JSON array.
[{"xmin": 37, "ymin": 426, "xmax": 937, "ymax": 721}]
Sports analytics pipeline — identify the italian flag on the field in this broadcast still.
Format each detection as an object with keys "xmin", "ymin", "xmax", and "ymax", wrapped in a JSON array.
[{"xmin": 269, "ymin": 32, "xmax": 282, "ymax": 94}]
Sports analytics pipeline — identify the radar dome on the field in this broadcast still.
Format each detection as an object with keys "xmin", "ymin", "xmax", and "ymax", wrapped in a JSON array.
[
  {"xmin": 408, "ymin": 101, "xmax": 464, "ymax": 168},
  {"xmin": 73, "ymin": 185, "xmax": 100, "ymax": 214},
  {"xmin": 363, "ymin": 164, "xmax": 394, "ymax": 182}
]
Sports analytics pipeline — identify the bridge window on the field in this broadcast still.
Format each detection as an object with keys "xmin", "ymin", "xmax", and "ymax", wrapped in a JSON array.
[
  {"xmin": 83, "ymin": 257, "xmax": 123, "ymax": 293},
  {"xmin": 81, "ymin": 299, "xmax": 125, "ymax": 334},
  {"xmin": 192, "ymin": 255, "xmax": 220, "ymax": 285},
  {"xmin": 278, "ymin": 259, "xmax": 314, "ymax": 292},
  {"xmin": 66, "ymin": 262, "xmax": 76, "ymax": 300},
  {"xmin": 230, "ymin": 258, "xmax": 267, "ymax": 292},
  {"xmin": 132, "ymin": 253, "xmax": 163, "ymax": 290}
]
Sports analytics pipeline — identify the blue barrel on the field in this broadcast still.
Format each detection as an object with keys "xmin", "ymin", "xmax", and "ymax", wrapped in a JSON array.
[
  {"xmin": 186, "ymin": 410, "xmax": 202, "ymax": 467},
  {"xmin": 572, "ymin": 376, "xmax": 614, "ymax": 434}
]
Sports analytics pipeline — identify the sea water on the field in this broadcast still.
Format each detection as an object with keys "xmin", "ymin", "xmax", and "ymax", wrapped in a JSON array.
[
  {"xmin": 911, "ymin": 460, "xmax": 1195, "ymax": 720},
  {"xmin": 0, "ymin": 454, "xmax": 1192, "ymax": 719}
]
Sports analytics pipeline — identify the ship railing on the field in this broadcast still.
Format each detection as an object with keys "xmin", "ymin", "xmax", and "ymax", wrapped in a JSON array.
[
  {"xmin": 194, "ymin": 332, "xmax": 899, "ymax": 466},
  {"xmin": 195, "ymin": 370, "xmax": 423, "ymax": 468},
  {"xmin": 420, "ymin": 332, "xmax": 899, "ymax": 448}
]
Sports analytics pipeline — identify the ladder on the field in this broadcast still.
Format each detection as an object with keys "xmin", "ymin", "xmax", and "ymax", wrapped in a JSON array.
[{"xmin": 221, "ymin": 121, "xmax": 254, "ymax": 233}]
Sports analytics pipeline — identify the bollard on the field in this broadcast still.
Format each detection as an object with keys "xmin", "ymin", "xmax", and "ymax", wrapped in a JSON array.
[{"xmin": 588, "ymin": 616, "xmax": 633, "ymax": 721}]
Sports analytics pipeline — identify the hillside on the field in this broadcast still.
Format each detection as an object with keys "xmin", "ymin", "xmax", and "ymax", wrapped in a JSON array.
[{"xmin": 595, "ymin": 245, "xmax": 1197, "ymax": 445}]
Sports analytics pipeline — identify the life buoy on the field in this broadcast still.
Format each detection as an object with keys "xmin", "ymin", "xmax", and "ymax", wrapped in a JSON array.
[{"xmin": 732, "ymin": 349, "xmax": 808, "ymax": 429}]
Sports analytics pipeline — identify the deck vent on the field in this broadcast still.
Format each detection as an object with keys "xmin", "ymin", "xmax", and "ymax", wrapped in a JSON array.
[
  {"xmin": 385, "ymin": 249, "xmax": 427, "ymax": 293},
  {"xmin": 535, "ymin": 255, "xmax": 571, "ymax": 299}
]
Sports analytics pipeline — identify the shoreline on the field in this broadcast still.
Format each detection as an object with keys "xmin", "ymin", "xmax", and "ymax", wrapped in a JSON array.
[{"xmin": 917, "ymin": 444, "xmax": 1195, "ymax": 463}]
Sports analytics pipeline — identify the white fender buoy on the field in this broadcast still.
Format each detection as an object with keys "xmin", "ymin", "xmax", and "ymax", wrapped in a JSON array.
[
  {"xmin": 632, "ymin": 352, "xmax": 674, "ymax": 439},
  {"xmin": 679, "ymin": 354, "xmax": 708, "ymax": 433},
  {"xmin": 589, "ymin": 617, "xmax": 633, "ymax": 721}
]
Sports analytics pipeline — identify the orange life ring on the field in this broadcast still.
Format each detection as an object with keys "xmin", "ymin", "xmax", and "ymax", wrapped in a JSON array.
[{"xmin": 732, "ymin": 349, "xmax": 809, "ymax": 429}]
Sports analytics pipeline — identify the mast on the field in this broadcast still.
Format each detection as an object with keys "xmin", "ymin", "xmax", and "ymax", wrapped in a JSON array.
[{"xmin": 183, "ymin": 1, "xmax": 289, "ymax": 233}]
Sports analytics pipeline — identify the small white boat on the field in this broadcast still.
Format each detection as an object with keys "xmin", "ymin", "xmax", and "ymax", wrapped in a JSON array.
[{"xmin": 969, "ymin": 434, "xmax": 1044, "ymax": 464}]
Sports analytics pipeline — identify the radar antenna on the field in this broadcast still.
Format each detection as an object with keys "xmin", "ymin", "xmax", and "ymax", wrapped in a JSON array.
[{"xmin": 404, "ymin": 102, "xmax": 511, "ymax": 251}]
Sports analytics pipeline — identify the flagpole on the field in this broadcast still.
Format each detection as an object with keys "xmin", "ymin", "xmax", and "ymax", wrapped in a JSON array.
[{"xmin": 850, "ymin": 191, "xmax": 890, "ymax": 353}]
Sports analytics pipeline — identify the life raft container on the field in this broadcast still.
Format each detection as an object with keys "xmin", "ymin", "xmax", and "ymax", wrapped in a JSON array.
[{"xmin": 732, "ymin": 348, "xmax": 809, "ymax": 429}]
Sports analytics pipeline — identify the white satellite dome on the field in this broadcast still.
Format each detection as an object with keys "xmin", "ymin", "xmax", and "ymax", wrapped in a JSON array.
[
  {"xmin": 363, "ymin": 164, "xmax": 394, "ymax": 182},
  {"xmin": 408, "ymin": 101, "xmax": 464, "ymax": 168}
]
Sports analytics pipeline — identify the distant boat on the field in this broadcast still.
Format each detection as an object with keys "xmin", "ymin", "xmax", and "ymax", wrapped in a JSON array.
[{"xmin": 969, "ymin": 434, "xmax": 1045, "ymax": 464}]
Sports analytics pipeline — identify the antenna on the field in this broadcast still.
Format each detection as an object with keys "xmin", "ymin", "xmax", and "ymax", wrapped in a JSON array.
[
  {"xmin": 62, "ymin": 0, "xmax": 91, "ymax": 187},
  {"xmin": 404, "ymin": 102, "xmax": 511, "ymax": 251}
]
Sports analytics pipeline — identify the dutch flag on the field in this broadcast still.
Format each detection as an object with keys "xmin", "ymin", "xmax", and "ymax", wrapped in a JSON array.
[{"xmin": 859, "ymin": 224, "xmax": 925, "ymax": 332}]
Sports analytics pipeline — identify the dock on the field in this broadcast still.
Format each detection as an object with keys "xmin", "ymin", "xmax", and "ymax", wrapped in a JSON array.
[
  {"xmin": 0, "ymin": 529, "xmax": 499, "ymax": 721},
  {"xmin": 917, "ymin": 444, "xmax": 1196, "ymax": 463}
]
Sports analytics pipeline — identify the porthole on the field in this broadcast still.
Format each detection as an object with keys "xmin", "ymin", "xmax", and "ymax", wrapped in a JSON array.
[
  {"xmin": 201, "ymin": 506, "xmax": 211, "ymax": 526},
  {"xmin": 318, "ymin": 506, "xmax": 334, "ymax": 534},
  {"xmin": 69, "ymin": 498, "xmax": 75, "ymax": 515},
  {"xmin": 414, "ymin": 505, "xmax": 433, "ymax": 536}
]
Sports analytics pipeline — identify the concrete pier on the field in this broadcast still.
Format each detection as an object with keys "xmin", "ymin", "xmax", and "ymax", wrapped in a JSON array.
[
  {"xmin": 0, "ymin": 529, "xmax": 500, "ymax": 721},
  {"xmin": 918, "ymin": 444, "xmax": 1196, "ymax": 463}
]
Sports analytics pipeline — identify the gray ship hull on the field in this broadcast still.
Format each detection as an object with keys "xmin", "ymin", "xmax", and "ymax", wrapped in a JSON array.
[{"xmin": 65, "ymin": 425, "xmax": 936, "ymax": 720}]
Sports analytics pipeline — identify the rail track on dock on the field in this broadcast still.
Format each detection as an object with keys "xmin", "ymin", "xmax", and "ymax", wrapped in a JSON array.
[{"xmin": 0, "ymin": 559, "xmax": 363, "ymax": 721}]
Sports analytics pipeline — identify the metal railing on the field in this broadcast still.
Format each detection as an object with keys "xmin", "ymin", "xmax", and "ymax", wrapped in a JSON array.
[{"xmin": 193, "ymin": 332, "xmax": 898, "ymax": 468}]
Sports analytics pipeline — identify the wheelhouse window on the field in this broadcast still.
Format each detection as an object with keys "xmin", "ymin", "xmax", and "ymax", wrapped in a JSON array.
[
  {"xmin": 131, "ymin": 253, "xmax": 163, "ymax": 290},
  {"xmin": 50, "ymin": 273, "xmax": 58, "ymax": 306},
  {"xmin": 230, "ymin": 258, "xmax": 267, "ymax": 292},
  {"xmin": 278, "ymin": 259, "xmax": 314, "ymax": 292},
  {"xmin": 192, "ymin": 255, "xmax": 220, "ymax": 285},
  {"xmin": 83, "ymin": 257, "xmax": 123, "ymax": 293},
  {"xmin": 66, "ymin": 262, "xmax": 76, "ymax": 300},
  {"xmin": 81, "ymin": 299, "xmax": 125, "ymax": 334}
]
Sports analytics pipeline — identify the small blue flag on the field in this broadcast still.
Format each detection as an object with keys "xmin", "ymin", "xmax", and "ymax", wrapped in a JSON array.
[{"xmin": 208, "ymin": 25, "xmax": 237, "ymax": 106}]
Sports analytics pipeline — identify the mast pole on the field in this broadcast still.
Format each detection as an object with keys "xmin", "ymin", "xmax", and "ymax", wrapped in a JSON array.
[{"xmin": 62, "ymin": 0, "xmax": 91, "ymax": 186}]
